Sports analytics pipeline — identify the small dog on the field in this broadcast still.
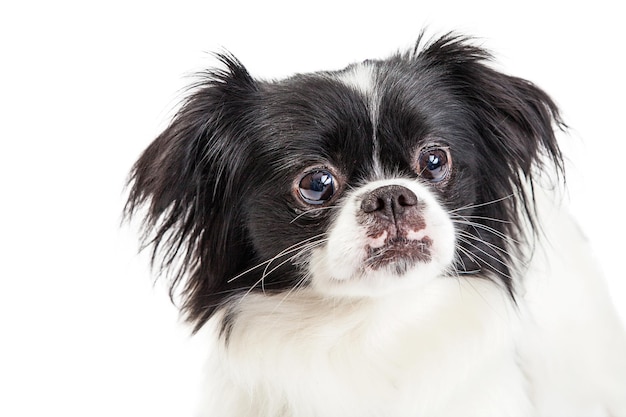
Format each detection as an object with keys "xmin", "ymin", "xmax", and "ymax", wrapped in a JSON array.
[{"xmin": 126, "ymin": 33, "xmax": 626, "ymax": 416}]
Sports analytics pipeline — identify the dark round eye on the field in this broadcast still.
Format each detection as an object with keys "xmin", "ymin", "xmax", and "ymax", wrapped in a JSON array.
[
  {"xmin": 416, "ymin": 147, "xmax": 451, "ymax": 183},
  {"xmin": 298, "ymin": 170, "xmax": 336, "ymax": 205}
]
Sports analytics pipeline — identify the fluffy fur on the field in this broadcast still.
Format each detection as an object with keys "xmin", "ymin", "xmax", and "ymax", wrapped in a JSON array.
[{"xmin": 126, "ymin": 34, "xmax": 626, "ymax": 416}]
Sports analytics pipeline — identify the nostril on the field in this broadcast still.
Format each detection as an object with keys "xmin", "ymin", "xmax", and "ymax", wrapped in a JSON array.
[
  {"xmin": 361, "ymin": 195, "xmax": 384, "ymax": 213},
  {"xmin": 398, "ymin": 191, "xmax": 418, "ymax": 207}
]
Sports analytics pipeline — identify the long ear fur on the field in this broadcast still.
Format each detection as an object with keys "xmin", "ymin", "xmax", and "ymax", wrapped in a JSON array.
[
  {"xmin": 414, "ymin": 33, "xmax": 566, "ymax": 292},
  {"xmin": 125, "ymin": 54, "xmax": 258, "ymax": 331}
]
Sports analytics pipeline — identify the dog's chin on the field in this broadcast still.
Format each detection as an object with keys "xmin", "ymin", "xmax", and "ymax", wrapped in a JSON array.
[
  {"xmin": 310, "ymin": 249, "xmax": 448, "ymax": 298},
  {"xmin": 308, "ymin": 179, "xmax": 456, "ymax": 298},
  {"xmin": 365, "ymin": 236, "xmax": 433, "ymax": 271}
]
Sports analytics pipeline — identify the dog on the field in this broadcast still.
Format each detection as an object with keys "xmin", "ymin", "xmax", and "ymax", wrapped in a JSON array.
[{"xmin": 126, "ymin": 33, "xmax": 626, "ymax": 416}]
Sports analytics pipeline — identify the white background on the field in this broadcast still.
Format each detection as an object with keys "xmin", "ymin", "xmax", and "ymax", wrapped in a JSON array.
[{"xmin": 1, "ymin": 1, "xmax": 624, "ymax": 416}]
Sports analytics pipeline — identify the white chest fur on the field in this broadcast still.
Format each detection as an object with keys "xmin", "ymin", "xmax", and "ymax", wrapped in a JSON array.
[{"xmin": 198, "ymin": 278, "xmax": 531, "ymax": 417}]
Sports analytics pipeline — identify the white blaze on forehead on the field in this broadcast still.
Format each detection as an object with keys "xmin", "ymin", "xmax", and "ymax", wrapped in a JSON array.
[
  {"xmin": 335, "ymin": 63, "xmax": 383, "ymax": 177},
  {"xmin": 336, "ymin": 62, "xmax": 377, "ymax": 96}
]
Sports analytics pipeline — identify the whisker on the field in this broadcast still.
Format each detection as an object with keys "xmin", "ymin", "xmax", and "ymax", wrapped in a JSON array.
[
  {"xmin": 453, "ymin": 235, "xmax": 513, "ymax": 280},
  {"xmin": 261, "ymin": 239, "xmax": 328, "ymax": 287},
  {"xmin": 452, "ymin": 214, "xmax": 512, "ymax": 224},
  {"xmin": 456, "ymin": 231, "xmax": 525, "ymax": 265},
  {"xmin": 452, "ymin": 218, "xmax": 519, "ymax": 244},
  {"xmin": 196, "ymin": 277, "xmax": 316, "ymax": 315},
  {"xmin": 239, "ymin": 238, "xmax": 328, "ymax": 304},
  {"xmin": 227, "ymin": 233, "xmax": 327, "ymax": 283},
  {"xmin": 453, "ymin": 246, "xmax": 471, "ymax": 270},
  {"xmin": 447, "ymin": 194, "xmax": 515, "ymax": 214},
  {"xmin": 456, "ymin": 230, "xmax": 506, "ymax": 252},
  {"xmin": 272, "ymin": 274, "xmax": 310, "ymax": 313},
  {"xmin": 453, "ymin": 245, "xmax": 481, "ymax": 273},
  {"xmin": 456, "ymin": 235, "xmax": 509, "ymax": 269},
  {"xmin": 290, "ymin": 206, "xmax": 338, "ymax": 224},
  {"xmin": 239, "ymin": 275, "xmax": 268, "ymax": 304}
]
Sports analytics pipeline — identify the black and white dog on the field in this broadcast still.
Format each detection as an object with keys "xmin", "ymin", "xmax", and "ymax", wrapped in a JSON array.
[{"xmin": 126, "ymin": 34, "xmax": 626, "ymax": 416}]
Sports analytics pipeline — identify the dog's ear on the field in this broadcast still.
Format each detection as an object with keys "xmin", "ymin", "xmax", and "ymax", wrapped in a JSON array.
[
  {"xmin": 412, "ymin": 34, "xmax": 566, "ymax": 294},
  {"xmin": 125, "ymin": 54, "xmax": 258, "ymax": 330},
  {"xmin": 416, "ymin": 34, "xmax": 565, "ymax": 221}
]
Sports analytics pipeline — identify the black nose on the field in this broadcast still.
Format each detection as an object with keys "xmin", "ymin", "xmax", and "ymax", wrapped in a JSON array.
[{"xmin": 360, "ymin": 185, "xmax": 418, "ymax": 221}]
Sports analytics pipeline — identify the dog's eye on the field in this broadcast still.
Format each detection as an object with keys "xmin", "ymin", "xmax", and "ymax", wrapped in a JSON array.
[
  {"xmin": 416, "ymin": 147, "xmax": 451, "ymax": 183},
  {"xmin": 298, "ymin": 170, "xmax": 336, "ymax": 205}
]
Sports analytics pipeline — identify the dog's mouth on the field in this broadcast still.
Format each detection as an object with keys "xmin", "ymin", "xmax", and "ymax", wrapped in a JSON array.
[{"xmin": 365, "ymin": 236, "xmax": 433, "ymax": 273}]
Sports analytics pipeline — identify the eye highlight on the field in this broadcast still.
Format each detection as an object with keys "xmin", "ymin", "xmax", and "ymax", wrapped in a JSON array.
[
  {"xmin": 298, "ymin": 170, "xmax": 336, "ymax": 205},
  {"xmin": 416, "ymin": 146, "xmax": 452, "ymax": 183}
]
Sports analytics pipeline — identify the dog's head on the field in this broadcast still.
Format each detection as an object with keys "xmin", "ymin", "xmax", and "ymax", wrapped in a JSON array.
[{"xmin": 126, "ymin": 34, "xmax": 564, "ymax": 332}]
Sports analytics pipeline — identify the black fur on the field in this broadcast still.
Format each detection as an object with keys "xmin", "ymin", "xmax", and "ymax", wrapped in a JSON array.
[{"xmin": 126, "ymin": 33, "xmax": 564, "ymax": 332}]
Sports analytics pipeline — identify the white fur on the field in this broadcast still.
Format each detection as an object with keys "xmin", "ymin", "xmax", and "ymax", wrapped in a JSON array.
[
  {"xmin": 519, "ymin": 191, "xmax": 626, "ymax": 416},
  {"xmin": 199, "ymin": 280, "xmax": 529, "ymax": 417},
  {"xmin": 336, "ymin": 63, "xmax": 377, "ymax": 98},
  {"xmin": 194, "ymin": 185, "xmax": 626, "ymax": 417},
  {"xmin": 336, "ymin": 63, "xmax": 384, "ymax": 178}
]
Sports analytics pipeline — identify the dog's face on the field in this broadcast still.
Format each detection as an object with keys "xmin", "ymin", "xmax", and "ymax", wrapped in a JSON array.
[
  {"xmin": 308, "ymin": 177, "xmax": 455, "ymax": 297},
  {"xmin": 126, "ymin": 35, "xmax": 563, "ymax": 331}
]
